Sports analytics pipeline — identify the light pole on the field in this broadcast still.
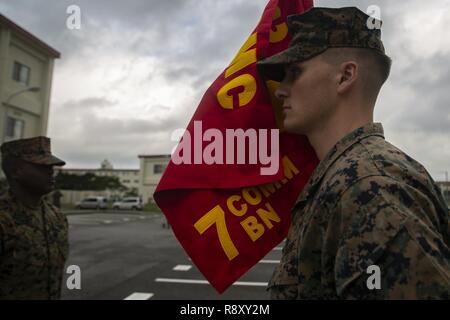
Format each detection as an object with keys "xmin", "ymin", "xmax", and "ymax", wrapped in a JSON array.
[{"xmin": 5, "ymin": 86, "xmax": 40, "ymax": 104}]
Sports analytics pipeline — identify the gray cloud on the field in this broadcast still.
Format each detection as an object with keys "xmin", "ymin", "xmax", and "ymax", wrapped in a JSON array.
[
  {"xmin": 1, "ymin": 0, "xmax": 449, "ymax": 179},
  {"xmin": 63, "ymin": 97, "xmax": 117, "ymax": 109},
  {"xmin": 374, "ymin": 51, "xmax": 450, "ymax": 135},
  {"xmin": 50, "ymin": 98, "xmax": 188, "ymax": 168}
]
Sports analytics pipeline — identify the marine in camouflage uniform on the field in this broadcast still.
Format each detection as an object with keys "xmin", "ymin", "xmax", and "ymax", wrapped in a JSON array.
[
  {"xmin": 0, "ymin": 137, "xmax": 68, "ymax": 299},
  {"xmin": 257, "ymin": 7, "xmax": 450, "ymax": 299}
]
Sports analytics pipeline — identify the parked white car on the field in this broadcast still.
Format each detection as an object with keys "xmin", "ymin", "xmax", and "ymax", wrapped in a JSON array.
[
  {"xmin": 112, "ymin": 197, "xmax": 143, "ymax": 210},
  {"xmin": 75, "ymin": 197, "xmax": 108, "ymax": 210}
]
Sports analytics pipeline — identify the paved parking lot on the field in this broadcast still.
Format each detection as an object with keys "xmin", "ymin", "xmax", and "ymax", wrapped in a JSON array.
[{"xmin": 61, "ymin": 211, "xmax": 282, "ymax": 300}]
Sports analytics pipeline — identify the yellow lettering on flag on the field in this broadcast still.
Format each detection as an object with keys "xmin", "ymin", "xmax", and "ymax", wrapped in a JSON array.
[
  {"xmin": 194, "ymin": 205, "xmax": 239, "ymax": 261},
  {"xmin": 218, "ymin": 32, "xmax": 258, "ymax": 110},
  {"xmin": 227, "ymin": 195, "xmax": 247, "ymax": 216},
  {"xmin": 241, "ymin": 216, "xmax": 265, "ymax": 242},
  {"xmin": 225, "ymin": 33, "xmax": 257, "ymax": 79},
  {"xmin": 242, "ymin": 187, "xmax": 262, "ymax": 206},
  {"xmin": 194, "ymin": 156, "xmax": 300, "ymax": 260},
  {"xmin": 269, "ymin": 7, "xmax": 288, "ymax": 43},
  {"xmin": 256, "ymin": 202, "xmax": 280, "ymax": 229},
  {"xmin": 217, "ymin": 74, "xmax": 257, "ymax": 109},
  {"xmin": 283, "ymin": 155, "xmax": 300, "ymax": 179},
  {"xmin": 258, "ymin": 181, "xmax": 282, "ymax": 198}
]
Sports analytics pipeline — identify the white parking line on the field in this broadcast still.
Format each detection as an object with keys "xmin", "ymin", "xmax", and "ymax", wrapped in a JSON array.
[
  {"xmin": 124, "ymin": 292, "xmax": 154, "ymax": 300},
  {"xmin": 155, "ymin": 278, "xmax": 267, "ymax": 286},
  {"xmin": 259, "ymin": 260, "xmax": 280, "ymax": 264},
  {"xmin": 272, "ymin": 247, "xmax": 283, "ymax": 251},
  {"xmin": 122, "ymin": 218, "xmax": 130, "ymax": 222},
  {"xmin": 103, "ymin": 220, "xmax": 113, "ymax": 224},
  {"xmin": 173, "ymin": 265, "xmax": 192, "ymax": 271},
  {"xmin": 233, "ymin": 281, "xmax": 268, "ymax": 286}
]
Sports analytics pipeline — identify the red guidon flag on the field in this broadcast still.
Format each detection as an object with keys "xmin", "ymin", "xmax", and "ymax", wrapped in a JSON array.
[{"xmin": 154, "ymin": 0, "xmax": 318, "ymax": 293}]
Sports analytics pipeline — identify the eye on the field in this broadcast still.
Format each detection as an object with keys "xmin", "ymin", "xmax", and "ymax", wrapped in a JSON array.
[{"xmin": 285, "ymin": 66, "xmax": 302, "ymax": 82}]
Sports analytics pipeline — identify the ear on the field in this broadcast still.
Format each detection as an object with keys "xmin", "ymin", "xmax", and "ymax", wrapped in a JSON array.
[{"xmin": 337, "ymin": 61, "xmax": 358, "ymax": 94}]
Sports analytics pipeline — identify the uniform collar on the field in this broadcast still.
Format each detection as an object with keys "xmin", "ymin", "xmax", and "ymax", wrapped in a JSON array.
[
  {"xmin": 8, "ymin": 189, "xmax": 43, "ymax": 211},
  {"xmin": 295, "ymin": 122, "xmax": 385, "ymax": 205}
]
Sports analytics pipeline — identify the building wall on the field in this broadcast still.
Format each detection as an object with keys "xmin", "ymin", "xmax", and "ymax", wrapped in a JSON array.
[
  {"xmin": 0, "ymin": 17, "xmax": 59, "ymax": 179},
  {"xmin": 58, "ymin": 189, "xmax": 122, "ymax": 206},
  {"xmin": 0, "ymin": 28, "xmax": 55, "ymax": 142},
  {"xmin": 56, "ymin": 168, "xmax": 141, "ymax": 192},
  {"xmin": 95, "ymin": 169, "xmax": 141, "ymax": 190},
  {"xmin": 55, "ymin": 156, "xmax": 169, "ymax": 205},
  {"xmin": 139, "ymin": 155, "xmax": 170, "ymax": 204},
  {"xmin": 4, "ymin": 105, "xmax": 39, "ymax": 137}
]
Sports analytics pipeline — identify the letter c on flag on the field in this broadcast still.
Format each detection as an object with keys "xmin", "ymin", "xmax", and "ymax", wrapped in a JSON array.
[
  {"xmin": 217, "ymin": 74, "xmax": 257, "ymax": 109},
  {"xmin": 269, "ymin": 7, "xmax": 288, "ymax": 43}
]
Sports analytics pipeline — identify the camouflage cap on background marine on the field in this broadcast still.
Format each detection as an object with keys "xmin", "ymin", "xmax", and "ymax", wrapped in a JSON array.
[
  {"xmin": 257, "ymin": 6, "xmax": 387, "ymax": 81},
  {"xmin": 1, "ymin": 136, "xmax": 65, "ymax": 166}
]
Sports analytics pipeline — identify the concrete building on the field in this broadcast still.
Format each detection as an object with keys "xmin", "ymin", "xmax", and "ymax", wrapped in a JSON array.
[
  {"xmin": 138, "ymin": 154, "xmax": 170, "ymax": 204},
  {"xmin": 0, "ymin": 13, "xmax": 60, "ymax": 178},
  {"xmin": 55, "ymin": 159, "xmax": 141, "ymax": 192},
  {"xmin": 0, "ymin": 13, "xmax": 60, "ymax": 144},
  {"xmin": 55, "ymin": 156, "xmax": 169, "ymax": 205}
]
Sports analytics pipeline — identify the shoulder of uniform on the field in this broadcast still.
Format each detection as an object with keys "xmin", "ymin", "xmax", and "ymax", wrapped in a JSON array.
[
  {"xmin": 332, "ymin": 136, "xmax": 432, "ymax": 188},
  {"xmin": 42, "ymin": 198, "xmax": 60, "ymax": 212},
  {"xmin": 357, "ymin": 139, "xmax": 440, "ymax": 196},
  {"xmin": 338, "ymin": 174, "xmax": 417, "ymax": 214},
  {"xmin": 342, "ymin": 174, "xmax": 404, "ymax": 194},
  {"xmin": 335, "ymin": 176, "xmax": 411, "ymax": 260},
  {"xmin": 359, "ymin": 137, "xmax": 428, "ymax": 176},
  {"xmin": 321, "ymin": 144, "xmax": 384, "ymax": 202}
]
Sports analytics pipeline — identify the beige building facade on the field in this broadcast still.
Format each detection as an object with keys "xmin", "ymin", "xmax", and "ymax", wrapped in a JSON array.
[
  {"xmin": 139, "ymin": 154, "xmax": 170, "ymax": 204},
  {"xmin": 55, "ymin": 159, "xmax": 141, "ymax": 192},
  {"xmin": 55, "ymin": 156, "xmax": 169, "ymax": 205},
  {"xmin": 0, "ymin": 14, "xmax": 60, "ymax": 178}
]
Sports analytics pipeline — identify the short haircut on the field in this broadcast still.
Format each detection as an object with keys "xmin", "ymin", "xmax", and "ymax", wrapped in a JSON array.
[{"xmin": 320, "ymin": 48, "xmax": 392, "ymax": 101}]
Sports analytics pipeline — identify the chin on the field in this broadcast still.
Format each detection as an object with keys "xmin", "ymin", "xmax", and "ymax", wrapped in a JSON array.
[{"xmin": 283, "ymin": 120, "xmax": 306, "ymax": 135}]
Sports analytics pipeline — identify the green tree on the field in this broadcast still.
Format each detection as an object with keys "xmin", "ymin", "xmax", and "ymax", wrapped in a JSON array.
[
  {"xmin": 124, "ymin": 187, "xmax": 139, "ymax": 197},
  {"xmin": 55, "ymin": 172, "xmax": 127, "ymax": 191}
]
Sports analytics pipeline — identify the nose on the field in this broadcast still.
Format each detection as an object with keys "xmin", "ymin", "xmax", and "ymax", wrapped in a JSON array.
[{"xmin": 274, "ymin": 78, "xmax": 289, "ymax": 101}]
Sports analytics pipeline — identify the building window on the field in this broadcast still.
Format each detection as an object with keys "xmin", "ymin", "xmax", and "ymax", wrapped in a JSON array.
[
  {"xmin": 5, "ymin": 117, "xmax": 24, "ymax": 140},
  {"xmin": 123, "ymin": 179, "xmax": 130, "ymax": 183},
  {"xmin": 12, "ymin": 61, "xmax": 30, "ymax": 86},
  {"xmin": 153, "ymin": 164, "xmax": 166, "ymax": 174}
]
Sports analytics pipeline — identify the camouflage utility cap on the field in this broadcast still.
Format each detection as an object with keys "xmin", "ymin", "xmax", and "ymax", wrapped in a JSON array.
[
  {"xmin": 1, "ymin": 136, "xmax": 65, "ymax": 166},
  {"xmin": 257, "ymin": 7, "xmax": 387, "ymax": 81}
]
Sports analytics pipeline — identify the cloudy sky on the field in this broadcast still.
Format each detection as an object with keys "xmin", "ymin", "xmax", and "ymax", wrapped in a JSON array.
[{"xmin": 0, "ymin": 0, "xmax": 449, "ymax": 181}]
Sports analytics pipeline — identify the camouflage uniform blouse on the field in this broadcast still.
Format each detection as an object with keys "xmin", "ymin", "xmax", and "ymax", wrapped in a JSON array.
[
  {"xmin": 269, "ymin": 123, "xmax": 450, "ymax": 299},
  {"xmin": 0, "ymin": 191, "xmax": 69, "ymax": 299}
]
